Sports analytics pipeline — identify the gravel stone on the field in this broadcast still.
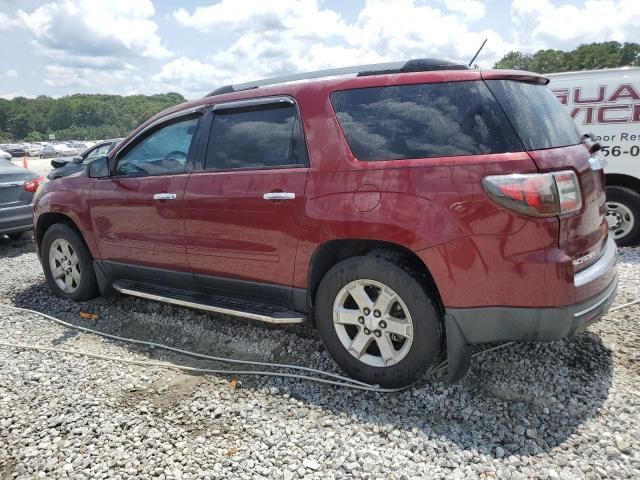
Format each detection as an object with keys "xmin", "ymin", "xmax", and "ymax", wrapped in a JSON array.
[{"xmin": 0, "ymin": 235, "xmax": 639, "ymax": 479}]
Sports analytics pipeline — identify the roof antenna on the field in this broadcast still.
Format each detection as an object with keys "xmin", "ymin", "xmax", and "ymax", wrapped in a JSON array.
[{"xmin": 468, "ymin": 38, "xmax": 487, "ymax": 67}]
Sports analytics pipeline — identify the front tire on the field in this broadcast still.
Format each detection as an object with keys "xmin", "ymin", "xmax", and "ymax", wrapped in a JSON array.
[
  {"xmin": 42, "ymin": 223, "xmax": 98, "ymax": 301},
  {"xmin": 606, "ymin": 186, "xmax": 640, "ymax": 247},
  {"xmin": 315, "ymin": 254, "xmax": 443, "ymax": 388}
]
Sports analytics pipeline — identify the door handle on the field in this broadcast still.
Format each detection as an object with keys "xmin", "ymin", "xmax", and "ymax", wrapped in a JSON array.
[
  {"xmin": 153, "ymin": 193, "xmax": 177, "ymax": 200},
  {"xmin": 263, "ymin": 192, "xmax": 296, "ymax": 201}
]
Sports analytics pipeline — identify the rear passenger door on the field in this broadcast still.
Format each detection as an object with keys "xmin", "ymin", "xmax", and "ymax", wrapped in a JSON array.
[{"xmin": 184, "ymin": 97, "xmax": 309, "ymax": 303}]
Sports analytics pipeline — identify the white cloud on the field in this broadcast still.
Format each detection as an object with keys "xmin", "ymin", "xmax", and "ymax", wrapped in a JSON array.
[
  {"xmin": 173, "ymin": 0, "xmax": 349, "ymax": 37},
  {"xmin": 511, "ymin": 0, "xmax": 640, "ymax": 50},
  {"xmin": 0, "ymin": 11, "xmax": 21, "ymax": 30},
  {"xmin": 42, "ymin": 65, "xmax": 145, "ymax": 95},
  {"xmin": 5, "ymin": 69, "xmax": 17, "ymax": 77},
  {"xmin": 153, "ymin": 57, "xmax": 231, "ymax": 98},
  {"xmin": 0, "ymin": 91, "xmax": 30, "ymax": 100},
  {"xmin": 443, "ymin": 0, "xmax": 486, "ymax": 21},
  {"xmin": 18, "ymin": 0, "xmax": 171, "ymax": 66},
  {"xmin": 165, "ymin": 0, "xmax": 513, "ymax": 98},
  {"xmin": 350, "ymin": 0, "xmax": 510, "ymax": 64},
  {"xmin": 15, "ymin": 0, "xmax": 171, "ymax": 95}
]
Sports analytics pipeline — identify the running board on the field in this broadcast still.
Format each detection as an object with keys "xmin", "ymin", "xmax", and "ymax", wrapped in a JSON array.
[{"xmin": 112, "ymin": 280, "xmax": 305, "ymax": 324}]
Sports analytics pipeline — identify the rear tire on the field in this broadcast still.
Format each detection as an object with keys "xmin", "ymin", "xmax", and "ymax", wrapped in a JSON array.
[
  {"xmin": 42, "ymin": 223, "xmax": 98, "ymax": 301},
  {"xmin": 315, "ymin": 254, "xmax": 443, "ymax": 388},
  {"xmin": 606, "ymin": 186, "xmax": 640, "ymax": 247}
]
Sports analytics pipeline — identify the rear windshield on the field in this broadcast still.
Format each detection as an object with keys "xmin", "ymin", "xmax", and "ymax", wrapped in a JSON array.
[
  {"xmin": 485, "ymin": 80, "xmax": 581, "ymax": 151},
  {"xmin": 331, "ymin": 81, "xmax": 522, "ymax": 161}
]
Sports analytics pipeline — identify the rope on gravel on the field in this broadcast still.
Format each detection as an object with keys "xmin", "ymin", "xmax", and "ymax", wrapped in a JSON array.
[
  {"xmin": 0, "ymin": 341, "xmax": 407, "ymax": 392},
  {"xmin": 0, "ymin": 296, "xmax": 637, "ymax": 393},
  {"xmin": 609, "ymin": 298, "xmax": 640, "ymax": 312},
  {"xmin": 0, "ymin": 303, "xmax": 374, "ymax": 388}
]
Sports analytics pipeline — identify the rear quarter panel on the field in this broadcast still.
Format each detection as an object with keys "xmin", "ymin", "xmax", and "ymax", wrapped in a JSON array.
[{"xmin": 292, "ymin": 83, "xmax": 561, "ymax": 308}]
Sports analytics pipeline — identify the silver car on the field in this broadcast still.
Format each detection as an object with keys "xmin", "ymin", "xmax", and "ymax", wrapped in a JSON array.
[{"xmin": 0, "ymin": 158, "xmax": 41, "ymax": 239}]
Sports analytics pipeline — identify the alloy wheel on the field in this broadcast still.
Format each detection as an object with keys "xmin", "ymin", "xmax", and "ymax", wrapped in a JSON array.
[
  {"xmin": 48, "ymin": 238, "xmax": 81, "ymax": 293},
  {"xmin": 332, "ymin": 279, "xmax": 414, "ymax": 367}
]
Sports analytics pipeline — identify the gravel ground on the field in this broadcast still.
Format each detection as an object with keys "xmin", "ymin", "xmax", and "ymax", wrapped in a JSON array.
[{"xmin": 1, "ymin": 234, "xmax": 639, "ymax": 479}]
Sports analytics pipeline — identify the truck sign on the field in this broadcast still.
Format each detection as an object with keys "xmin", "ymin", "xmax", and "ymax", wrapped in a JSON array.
[{"xmin": 548, "ymin": 68, "xmax": 640, "ymax": 246}]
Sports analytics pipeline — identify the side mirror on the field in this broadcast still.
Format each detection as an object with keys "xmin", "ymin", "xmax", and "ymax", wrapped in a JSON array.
[
  {"xmin": 51, "ymin": 158, "xmax": 70, "ymax": 168},
  {"xmin": 71, "ymin": 155, "xmax": 83, "ymax": 164},
  {"xmin": 87, "ymin": 156, "xmax": 109, "ymax": 178}
]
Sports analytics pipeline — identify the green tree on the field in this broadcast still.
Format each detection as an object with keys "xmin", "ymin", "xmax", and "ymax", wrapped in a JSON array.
[
  {"xmin": 1, "ymin": 92, "xmax": 187, "ymax": 141},
  {"xmin": 494, "ymin": 41, "xmax": 640, "ymax": 73},
  {"xmin": 24, "ymin": 131, "xmax": 45, "ymax": 142},
  {"xmin": 49, "ymin": 103, "xmax": 73, "ymax": 130},
  {"xmin": 529, "ymin": 49, "xmax": 568, "ymax": 73},
  {"xmin": 494, "ymin": 51, "xmax": 533, "ymax": 70},
  {"xmin": 7, "ymin": 113, "xmax": 32, "ymax": 140}
]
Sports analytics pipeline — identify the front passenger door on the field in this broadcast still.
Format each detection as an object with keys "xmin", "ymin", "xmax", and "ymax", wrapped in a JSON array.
[{"xmin": 90, "ymin": 114, "xmax": 201, "ymax": 272}]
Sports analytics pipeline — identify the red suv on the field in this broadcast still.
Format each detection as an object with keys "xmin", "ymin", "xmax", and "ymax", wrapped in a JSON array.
[{"xmin": 33, "ymin": 59, "xmax": 617, "ymax": 387}]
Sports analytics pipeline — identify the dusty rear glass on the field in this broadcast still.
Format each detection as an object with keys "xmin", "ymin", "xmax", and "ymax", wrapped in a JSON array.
[
  {"xmin": 330, "ymin": 81, "xmax": 522, "ymax": 161},
  {"xmin": 485, "ymin": 80, "xmax": 582, "ymax": 151}
]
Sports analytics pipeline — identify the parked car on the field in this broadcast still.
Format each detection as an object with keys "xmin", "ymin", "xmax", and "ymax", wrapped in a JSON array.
[
  {"xmin": 33, "ymin": 58, "xmax": 618, "ymax": 387},
  {"xmin": 54, "ymin": 144, "xmax": 77, "ymax": 156},
  {"xmin": 38, "ymin": 145, "xmax": 59, "ymax": 158},
  {"xmin": 48, "ymin": 139, "xmax": 122, "ymax": 180},
  {"xmin": 0, "ymin": 149, "xmax": 11, "ymax": 160},
  {"xmin": 3, "ymin": 144, "xmax": 26, "ymax": 157},
  {"xmin": 67, "ymin": 142, "xmax": 89, "ymax": 152},
  {"xmin": 1, "ymin": 158, "xmax": 43, "ymax": 239},
  {"xmin": 26, "ymin": 144, "xmax": 44, "ymax": 156},
  {"xmin": 547, "ymin": 68, "xmax": 640, "ymax": 246}
]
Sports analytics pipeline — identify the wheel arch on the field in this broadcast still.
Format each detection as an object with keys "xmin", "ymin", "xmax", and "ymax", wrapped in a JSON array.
[
  {"xmin": 36, "ymin": 212, "xmax": 93, "ymax": 258},
  {"xmin": 605, "ymin": 173, "xmax": 640, "ymax": 193},
  {"xmin": 307, "ymin": 239, "xmax": 444, "ymax": 317}
]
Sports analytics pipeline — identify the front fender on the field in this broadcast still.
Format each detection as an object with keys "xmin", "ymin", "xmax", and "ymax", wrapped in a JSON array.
[{"xmin": 34, "ymin": 176, "xmax": 99, "ymax": 259}]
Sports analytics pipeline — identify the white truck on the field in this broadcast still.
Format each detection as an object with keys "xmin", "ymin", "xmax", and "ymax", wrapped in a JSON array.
[{"xmin": 547, "ymin": 68, "xmax": 640, "ymax": 246}]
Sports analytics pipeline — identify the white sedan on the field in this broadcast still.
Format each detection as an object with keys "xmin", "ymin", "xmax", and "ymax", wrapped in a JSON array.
[{"xmin": 54, "ymin": 144, "xmax": 77, "ymax": 156}]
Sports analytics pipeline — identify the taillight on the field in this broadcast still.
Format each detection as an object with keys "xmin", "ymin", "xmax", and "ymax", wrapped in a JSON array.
[
  {"xmin": 24, "ymin": 177, "xmax": 44, "ymax": 193},
  {"xmin": 483, "ymin": 170, "xmax": 582, "ymax": 217}
]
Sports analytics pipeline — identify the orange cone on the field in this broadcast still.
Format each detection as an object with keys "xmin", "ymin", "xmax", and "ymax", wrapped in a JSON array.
[{"xmin": 23, "ymin": 155, "xmax": 28, "ymax": 170}]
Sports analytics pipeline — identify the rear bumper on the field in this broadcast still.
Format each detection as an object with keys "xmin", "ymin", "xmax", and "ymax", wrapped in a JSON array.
[
  {"xmin": 447, "ymin": 274, "xmax": 617, "ymax": 344},
  {"xmin": 444, "ymin": 237, "xmax": 617, "ymax": 382},
  {"xmin": 0, "ymin": 204, "xmax": 34, "ymax": 235}
]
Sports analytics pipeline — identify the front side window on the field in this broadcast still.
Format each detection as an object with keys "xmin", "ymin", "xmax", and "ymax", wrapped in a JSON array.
[
  {"xmin": 116, "ymin": 117, "xmax": 198, "ymax": 176},
  {"xmin": 205, "ymin": 103, "xmax": 307, "ymax": 170},
  {"xmin": 331, "ymin": 81, "xmax": 523, "ymax": 161}
]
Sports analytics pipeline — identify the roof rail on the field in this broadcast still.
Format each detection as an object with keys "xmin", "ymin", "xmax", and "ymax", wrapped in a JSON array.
[{"xmin": 205, "ymin": 58, "xmax": 468, "ymax": 97}]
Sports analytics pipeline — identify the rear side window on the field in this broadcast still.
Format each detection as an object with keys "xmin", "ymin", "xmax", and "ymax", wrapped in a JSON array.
[
  {"xmin": 485, "ymin": 80, "xmax": 581, "ymax": 150},
  {"xmin": 205, "ymin": 103, "xmax": 307, "ymax": 170},
  {"xmin": 330, "ymin": 81, "xmax": 522, "ymax": 161}
]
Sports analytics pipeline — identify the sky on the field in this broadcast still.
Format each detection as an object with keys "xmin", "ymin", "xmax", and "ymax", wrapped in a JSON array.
[{"xmin": 0, "ymin": 0, "xmax": 639, "ymax": 100}]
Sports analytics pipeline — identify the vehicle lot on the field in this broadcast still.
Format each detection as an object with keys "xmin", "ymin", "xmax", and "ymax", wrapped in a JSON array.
[
  {"xmin": 10, "ymin": 157, "xmax": 54, "ymax": 178},
  {"xmin": 0, "ymin": 237, "xmax": 639, "ymax": 479}
]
